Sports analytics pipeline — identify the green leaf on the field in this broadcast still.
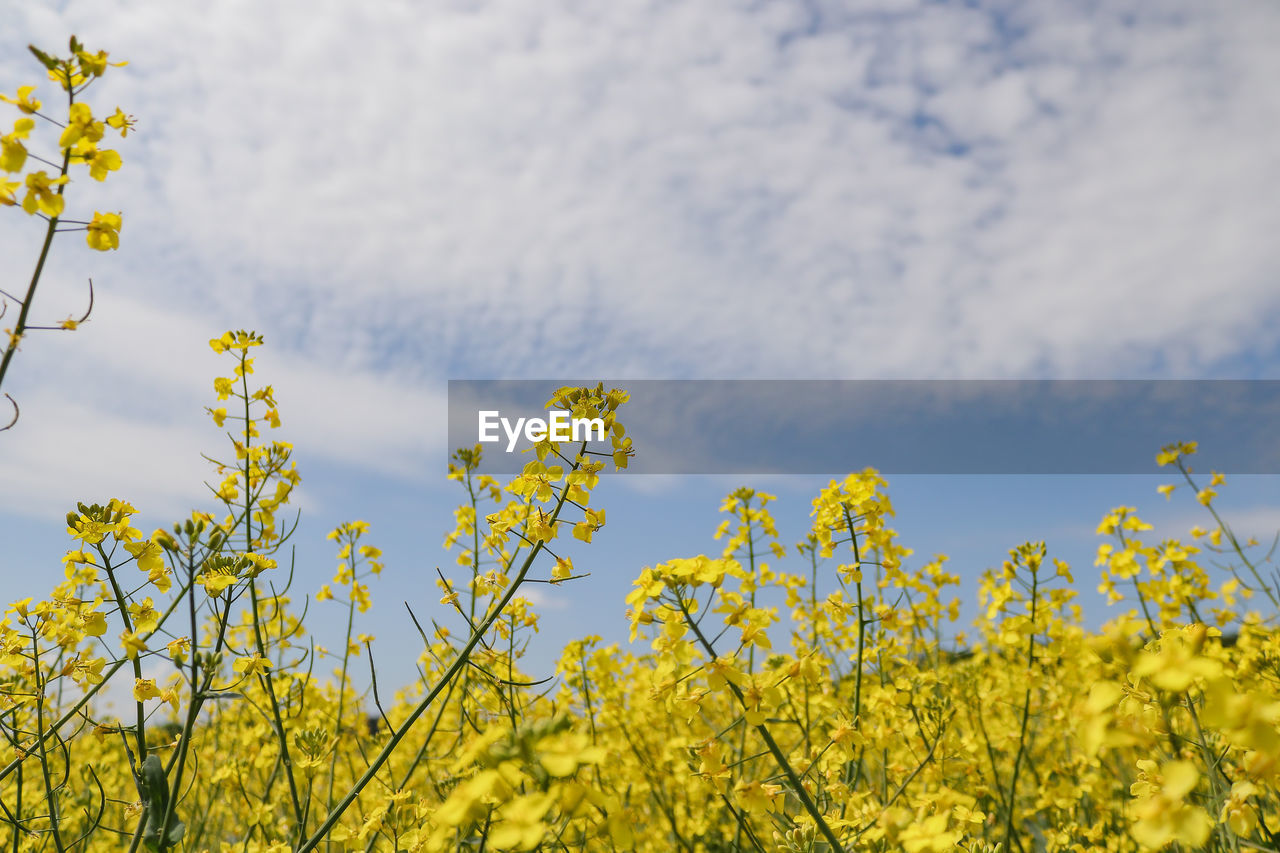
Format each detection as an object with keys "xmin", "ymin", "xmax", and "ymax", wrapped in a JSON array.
[
  {"xmin": 28, "ymin": 45, "xmax": 59, "ymax": 70},
  {"xmin": 139, "ymin": 755, "xmax": 186, "ymax": 851}
]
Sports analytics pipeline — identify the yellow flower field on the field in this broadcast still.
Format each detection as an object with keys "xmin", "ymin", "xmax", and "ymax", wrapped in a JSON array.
[{"xmin": 3, "ymin": 37, "xmax": 1279, "ymax": 853}]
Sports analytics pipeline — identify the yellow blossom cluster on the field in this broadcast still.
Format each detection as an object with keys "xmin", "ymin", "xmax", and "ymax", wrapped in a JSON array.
[
  {"xmin": 1, "ymin": 37, "xmax": 134, "ymax": 430},
  {"xmin": 4, "ymin": 338, "xmax": 1280, "ymax": 852}
]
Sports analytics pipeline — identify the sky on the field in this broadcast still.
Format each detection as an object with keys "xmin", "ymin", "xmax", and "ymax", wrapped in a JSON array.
[{"xmin": 1, "ymin": 0, "xmax": 1278, "ymax": 691}]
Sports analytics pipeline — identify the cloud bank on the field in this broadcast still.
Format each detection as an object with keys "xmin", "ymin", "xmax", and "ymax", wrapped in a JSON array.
[{"xmin": 2, "ymin": 0, "xmax": 1278, "ymax": 513}]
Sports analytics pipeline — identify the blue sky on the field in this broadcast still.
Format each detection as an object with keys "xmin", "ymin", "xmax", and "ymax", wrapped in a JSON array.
[{"xmin": 1, "ymin": 0, "xmax": 1278, "ymax": 690}]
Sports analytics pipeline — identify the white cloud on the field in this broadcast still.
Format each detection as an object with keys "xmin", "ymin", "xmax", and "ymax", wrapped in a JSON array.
[
  {"xmin": 0, "ymin": 292, "xmax": 445, "ymax": 517},
  {"xmin": 2, "ymin": 0, "xmax": 1279, "ymax": 514},
  {"xmin": 519, "ymin": 584, "xmax": 569, "ymax": 612},
  {"xmin": 1162, "ymin": 504, "xmax": 1280, "ymax": 545}
]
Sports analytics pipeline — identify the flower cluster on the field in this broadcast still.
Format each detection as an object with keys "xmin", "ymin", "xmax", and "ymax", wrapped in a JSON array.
[
  {"xmin": 3, "ymin": 175, "xmax": 1280, "ymax": 853},
  {"xmin": 1, "ymin": 37, "xmax": 134, "ymax": 428}
]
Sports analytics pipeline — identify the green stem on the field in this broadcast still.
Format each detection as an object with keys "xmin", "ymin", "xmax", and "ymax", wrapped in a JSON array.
[
  {"xmin": 31, "ymin": 630, "xmax": 66, "ymax": 853},
  {"xmin": 1004, "ymin": 561, "xmax": 1039, "ymax": 848},
  {"xmin": 99, "ymin": 550, "xmax": 148, "ymax": 762},
  {"xmin": 0, "ymin": 104, "xmax": 72, "ymax": 396},
  {"xmin": 677, "ymin": 597, "xmax": 845, "ymax": 853},
  {"xmin": 238, "ymin": 354, "xmax": 304, "ymax": 832},
  {"xmin": 325, "ymin": 554, "xmax": 359, "ymax": 853},
  {"xmin": 294, "ymin": 445, "xmax": 585, "ymax": 853},
  {"xmin": 0, "ymin": 577, "xmax": 195, "ymax": 783}
]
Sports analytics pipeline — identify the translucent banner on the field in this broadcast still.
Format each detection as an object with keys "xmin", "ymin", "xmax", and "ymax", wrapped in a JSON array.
[{"xmin": 446, "ymin": 380, "xmax": 1280, "ymax": 475}]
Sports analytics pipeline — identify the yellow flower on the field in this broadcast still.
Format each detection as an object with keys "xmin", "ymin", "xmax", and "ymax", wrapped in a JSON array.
[
  {"xmin": 21, "ymin": 170, "xmax": 69, "ymax": 216},
  {"xmin": 351, "ymin": 583, "xmax": 371, "ymax": 612},
  {"xmin": 127, "ymin": 597, "xmax": 160, "ymax": 633},
  {"xmin": 243, "ymin": 553, "xmax": 277, "ymax": 577},
  {"xmin": 78, "ymin": 609, "xmax": 107, "ymax": 637},
  {"xmin": 528, "ymin": 507, "xmax": 558, "ymax": 543},
  {"xmin": 573, "ymin": 507, "xmax": 605, "ymax": 543},
  {"xmin": 733, "ymin": 779, "xmax": 783, "ymax": 813},
  {"xmin": 105, "ymin": 107, "xmax": 136, "ymax": 137},
  {"xmin": 133, "ymin": 678, "xmax": 161, "ymax": 702},
  {"xmin": 1220, "ymin": 780, "xmax": 1259, "ymax": 837},
  {"xmin": 551, "ymin": 557, "xmax": 573, "ymax": 583},
  {"xmin": 76, "ymin": 49, "xmax": 127, "ymax": 78},
  {"xmin": 117, "ymin": 630, "xmax": 147, "ymax": 655},
  {"xmin": 899, "ymin": 814, "xmax": 961, "ymax": 853},
  {"xmin": 70, "ymin": 141, "xmax": 123, "ymax": 181},
  {"xmin": 166, "ymin": 636, "xmax": 190, "ymax": 663},
  {"xmin": 123, "ymin": 539, "xmax": 163, "ymax": 578},
  {"xmin": 198, "ymin": 569, "xmax": 237, "ymax": 596},
  {"xmin": 0, "ymin": 85, "xmax": 42, "ymax": 113},
  {"xmin": 489, "ymin": 793, "xmax": 552, "ymax": 850},
  {"xmin": 49, "ymin": 64, "xmax": 87, "ymax": 92},
  {"xmin": 739, "ymin": 621, "xmax": 771, "ymax": 651},
  {"xmin": 59, "ymin": 102, "xmax": 104, "ymax": 148},
  {"xmin": 1156, "ymin": 440, "xmax": 1197, "ymax": 466},
  {"xmin": 68, "ymin": 655, "xmax": 105, "ymax": 687},
  {"xmin": 1128, "ymin": 760, "xmax": 1211, "ymax": 849},
  {"xmin": 61, "ymin": 549, "xmax": 97, "ymax": 574},
  {"xmin": 0, "ymin": 119, "xmax": 34, "ymax": 172},
  {"xmin": 536, "ymin": 732, "xmax": 604, "ymax": 778},
  {"xmin": 234, "ymin": 654, "xmax": 271, "ymax": 680}
]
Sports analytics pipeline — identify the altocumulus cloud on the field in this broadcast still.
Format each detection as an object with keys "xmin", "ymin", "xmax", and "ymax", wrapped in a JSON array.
[{"xmin": 1, "ymin": 0, "xmax": 1279, "ymax": 513}]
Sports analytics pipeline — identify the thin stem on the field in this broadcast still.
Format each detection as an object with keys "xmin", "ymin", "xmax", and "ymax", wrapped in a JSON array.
[
  {"xmin": 0, "ymin": 63, "xmax": 74, "ymax": 397},
  {"xmin": 294, "ymin": 445, "xmax": 587, "ymax": 853},
  {"xmin": 1004, "ymin": 560, "xmax": 1040, "ymax": 848},
  {"xmin": 677, "ymin": 597, "xmax": 845, "ymax": 853}
]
